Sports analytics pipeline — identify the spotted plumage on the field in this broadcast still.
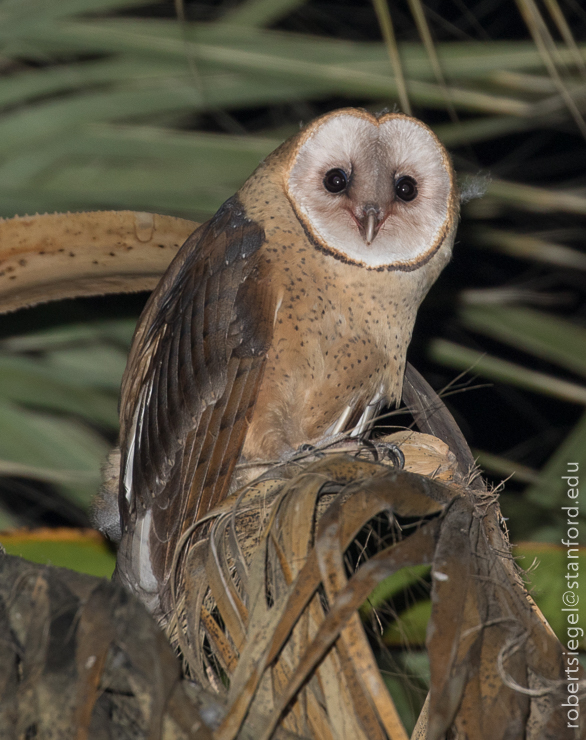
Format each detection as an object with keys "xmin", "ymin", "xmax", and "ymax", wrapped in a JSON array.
[{"xmin": 112, "ymin": 108, "xmax": 459, "ymax": 618}]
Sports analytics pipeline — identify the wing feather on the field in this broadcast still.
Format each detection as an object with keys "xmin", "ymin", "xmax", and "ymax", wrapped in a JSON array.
[{"xmin": 116, "ymin": 197, "xmax": 271, "ymax": 614}]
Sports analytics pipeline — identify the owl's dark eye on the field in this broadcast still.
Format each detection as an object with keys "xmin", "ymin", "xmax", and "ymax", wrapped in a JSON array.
[
  {"xmin": 395, "ymin": 176, "xmax": 418, "ymax": 202},
  {"xmin": 323, "ymin": 168, "xmax": 349, "ymax": 194}
]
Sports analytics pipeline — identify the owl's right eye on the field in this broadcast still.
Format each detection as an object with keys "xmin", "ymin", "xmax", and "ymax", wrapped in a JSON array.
[{"xmin": 323, "ymin": 168, "xmax": 349, "ymax": 194}]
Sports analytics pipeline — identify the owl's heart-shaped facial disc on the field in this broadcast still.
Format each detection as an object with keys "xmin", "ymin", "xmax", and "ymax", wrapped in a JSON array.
[{"xmin": 285, "ymin": 109, "xmax": 457, "ymax": 270}]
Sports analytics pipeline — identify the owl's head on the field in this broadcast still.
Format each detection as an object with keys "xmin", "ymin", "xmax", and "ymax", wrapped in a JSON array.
[{"xmin": 283, "ymin": 108, "xmax": 458, "ymax": 271}]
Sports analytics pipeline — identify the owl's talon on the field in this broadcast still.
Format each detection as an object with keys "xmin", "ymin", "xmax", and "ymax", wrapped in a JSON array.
[
  {"xmin": 354, "ymin": 438, "xmax": 379, "ymax": 462},
  {"xmin": 379, "ymin": 443, "xmax": 405, "ymax": 469},
  {"xmin": 354, "ymin": 440, "xmax": 404, "ymax": 469}
]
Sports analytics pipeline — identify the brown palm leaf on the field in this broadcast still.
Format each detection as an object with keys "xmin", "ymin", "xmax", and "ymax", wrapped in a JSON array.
[{"xmin": 167, "ymin": 435, "xmax": 577, "ymax": 740}]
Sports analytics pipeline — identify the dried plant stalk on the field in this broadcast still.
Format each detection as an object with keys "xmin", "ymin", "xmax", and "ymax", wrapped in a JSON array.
[{"xmin": 168, "ymin": 435, "xmax": 580, "ymax": 740}]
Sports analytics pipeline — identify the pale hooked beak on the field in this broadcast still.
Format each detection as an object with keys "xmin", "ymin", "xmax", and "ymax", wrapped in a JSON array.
[{"xmin": 358, "ymin": 206, "xmax": 383, "ymax": 245}]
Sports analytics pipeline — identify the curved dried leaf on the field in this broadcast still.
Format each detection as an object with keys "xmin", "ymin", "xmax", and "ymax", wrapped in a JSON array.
[
  {"xmin": 166, "ymin": 446, "xmax": 584, "ymax": 740},
  {"xmin": 0, "ymin": 210, "xmax": 196, "ymax": 313},
  {"xmin": 173, "ymin": 453, "xmax": 454, "ymax": 740}
]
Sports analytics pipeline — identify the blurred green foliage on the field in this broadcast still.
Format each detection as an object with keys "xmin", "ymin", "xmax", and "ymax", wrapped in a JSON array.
[{"xmin": 0, "ymin": 527, "xmax": 116, "ymax": 577}]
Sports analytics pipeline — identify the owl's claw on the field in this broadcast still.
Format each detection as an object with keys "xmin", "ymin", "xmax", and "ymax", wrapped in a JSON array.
[
  {"xmin": 354, "ymin": 439, "xmax": 405, "ymax": 469},
  {"xmin": 354, "ymin": 437, "xmax": 379, "ymax": 462},
  {"xmin": 378, "ymin": 442, "xmax": 405, "ymax": 469}
]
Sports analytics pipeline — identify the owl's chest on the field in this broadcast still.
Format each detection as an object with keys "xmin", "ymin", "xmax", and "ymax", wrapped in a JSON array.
[
  {"xmin": 269, "ymin": 277, "xmax": 394, "ymax": 391},
  {"xmin": 243, "ymin": 260, "xmax": 414, "ymax": 459}
]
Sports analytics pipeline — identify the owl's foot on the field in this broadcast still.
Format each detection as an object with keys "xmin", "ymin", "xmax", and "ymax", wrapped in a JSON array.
[{"xmin": 354, "ymin": 439, "xmax": 405, "ymax": 469}]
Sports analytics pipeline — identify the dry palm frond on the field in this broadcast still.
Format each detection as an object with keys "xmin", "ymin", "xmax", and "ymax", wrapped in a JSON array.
[
  {"xmin": 0, "ymin": 211, "xmax": 197, "ymax": 314},
  {"xmin": 0, "ymin": 551, "xmax": 214, "ymax": 739},
  {"xmin": 0, "ymin": 439, "xmax": 580, "ymax": 739},
  {"xmin": 165, "ymin": 434, "xmax": 578, "ymax": 740}
]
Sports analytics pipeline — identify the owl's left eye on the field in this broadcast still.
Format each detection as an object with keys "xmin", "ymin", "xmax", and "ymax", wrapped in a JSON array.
[
  {"xmin": 395, "ymin": 176, "xmax": 418, "ymax": 202},
  {"xmin": 323, "ymin": 168, "xmax": 349, "ymax": 194}
]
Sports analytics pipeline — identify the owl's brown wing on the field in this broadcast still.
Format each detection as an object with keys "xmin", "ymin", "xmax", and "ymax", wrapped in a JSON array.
[
  {"xmin": 402, "ymin": 363, "xmax": 483, "ymax": 489},
  {"xmin": 116, "ymin": 197, "xmax": 273, "ymax": 612}
]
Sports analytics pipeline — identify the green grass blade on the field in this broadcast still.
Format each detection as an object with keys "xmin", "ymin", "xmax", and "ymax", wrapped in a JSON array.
[
  {"xmin": 474, "ymin": 450, "xmax": 540, "ymax": 485},
  {"xmin": 524, "ymin": 411, "xmax": 586, "ymax": 510},
  {"xmin": 469, "ymin": 179, "xmax": 586, "ymax": 216},
  {"xmin": 517, "ymin": 543, "xmax": 585, "ymax": 643},
  {"xmin": 0, "ymin": 400, "xmax": 108, "ymax": 508},
  {"xmin": 360, "ymin": 565, "xmax": 430, "ymax": 617},
  {"xmin": 471, "ymin": 228, "xmax": 586, "ymax": 270},
  {"xmin": 373, "ymin": 0, "xmax": 412, "ymax": 114},
  {"xmin": 0, "ymin": 356, "xmax": 119, "ymax": 426},
  {"xmin": 458, "ymin": 305, "xmax": 586, "ymax": 378},
  {"xmin": 13, "ymin": 21, "xmax": 536, "ymax": 114},
  {"xmin": 0, "ymin": 0, "xmax": 159, "ymax": 41},
  {"xmin": 515, "ymin": 0, "xmax": 586, "ymax": 137},
  {"xmin": 0, "ymin": 319, "xmax": 136, "ymax": 352},
  {"xmin": 220, "ymin": 0, "xmax": 308, "ymax": 27},
  {"xmin": 430, "ymin": 339, "xmax": 586, "ymax": 405},
  {"xmin": 0, "ymin": 58, "xmax": 184, "ymax": 110}
]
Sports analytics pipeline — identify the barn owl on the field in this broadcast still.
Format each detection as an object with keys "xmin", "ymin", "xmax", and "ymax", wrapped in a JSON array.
[{"xmin": 111, "ymin": 108, "xmax": 459, "ymax": 618}]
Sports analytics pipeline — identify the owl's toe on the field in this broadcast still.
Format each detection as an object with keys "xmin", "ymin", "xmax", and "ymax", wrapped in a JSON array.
[{"xmin": 354, "ymin": 439, "xmax": 405, "ymax": 468}]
